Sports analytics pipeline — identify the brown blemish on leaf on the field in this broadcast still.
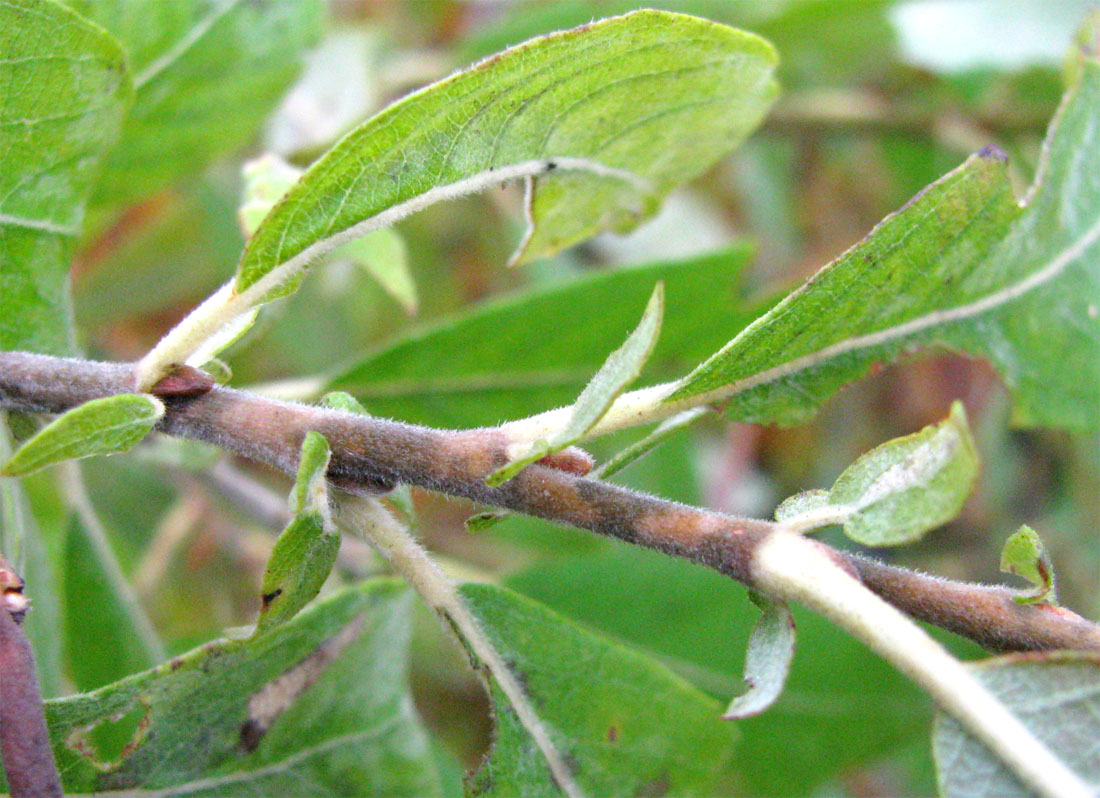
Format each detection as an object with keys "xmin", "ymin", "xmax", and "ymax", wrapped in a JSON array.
[
  {"xmin": 607, "ymin": 724, "xmax": 619, "ymax": 743},
  {"xmin": 65, "ymin": 699, "xmax": 152, "ymax": 772},
  {"xmin": 240, "ymin": 614, "xmax": 366, "ymax": 751}
]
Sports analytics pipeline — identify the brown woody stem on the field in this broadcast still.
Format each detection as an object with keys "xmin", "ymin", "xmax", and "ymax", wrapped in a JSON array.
[{"xmin": 3, "ymin": 350, "xmax": 1098, "ymax": 655}]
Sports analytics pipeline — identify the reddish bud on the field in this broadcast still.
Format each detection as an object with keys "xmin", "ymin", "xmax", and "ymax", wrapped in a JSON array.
[{"xmin": 537, "ymin": 446, "xmax": 595, "ymax": 476}]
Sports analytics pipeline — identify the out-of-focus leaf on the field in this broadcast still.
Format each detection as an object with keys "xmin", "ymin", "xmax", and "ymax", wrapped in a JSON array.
[
  {"xmin": 830, "ymin": 402, "xmax": 979, "ymax": 546},
  {"xmin": 327, "ymin": 247, "xmax": 759, "ymax": 428},
  {"xmin": 319, "ymin": 391, "xmax": 370, "ymax": 415},
  {"xmin": 0, "ymin": 0, "xmax": 131, "ymax": 356},
  {"xmin": 341, "ymin": 227, "xmax": 417, "ymax": 315},
  {"xmin": 16, "ymin": 580, "xmax": 443, "ymax": 796},
  {"xmin": 1000, "ymin": 525, "xmax": 1057, "ymax": 604},
  {"xmin": 671, "ymin": 48, "xmax": 1100, "ymax": 431},
  {"xmin": 461, "ymin": 582, "xmax": 739, "ymax": 797},
  {"xmin": 257, "ymin": 432, "xmax": 338, "ymax": 631},
  {"xmin": 2, "ymin": 395, "xmax": 164, "ymax": 477},
  {"xmin": 234, "ymin": 11, "xmax": 777, "ymax": 302},
  {"xmin": 723, "ymin": 591, "xmax": 795, "ymax": 720},
  {"xmin": 487, "ymin": 283, "xmax": 663, "ymax": 485},
  {"xmin": 933, "ymin": 651, "xmax": 1100, "ymax": 798},
  {"xmin": 63, "ymin": 513, "xmax": 158, "ymax": 691},
  {"xmin": 506, "ymin": 546, "xmax": 953, "ymax": 796},
  {"xmin": 69, "ymin": 0, "xmax": 325, "ymax": 209},
  {"xmin": 774, "ymin": 489, "xmax": 830, "ymax": 523}
]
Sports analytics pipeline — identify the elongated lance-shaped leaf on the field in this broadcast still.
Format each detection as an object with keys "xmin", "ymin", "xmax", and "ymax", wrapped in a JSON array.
[
  {"xmin": 257, "ymin": 431, "xmax": 338, "ymax": 631},
  {"xmin": 234, "ymin": 10, "xmax": 777, "ymax": 304},
  {"xmin": 670, "ymin": 45, "xmax": 1100, "ymax": 431},
  {"xmin": 2, "ymin": 395, "xmax": 164, "ymax": 478},
  {"xmin": 1000, "ymin": 525, "xmax": 1057, "ymax": 605},
  {"xmin": 933, "ymin": 652, "xmax": 1100, "ymax": 798},
  {"xmin": 462, "ymin": 583, "xmax": 738, "ymax": 797},
  {"xmin": 488, "ymin": 282, "xmax": 664, "ymax": 485},
  {"xmin": 69, "ymin": 0, "xmax": 324, "ymax": 209},
  {"xmin": 0, "ymin": 0, "xmax": 131, "ymax": 356},
  {"xmin": 774, "ymin": 403, "xmax": 979, "ymax": 545},
  {"xmin": 724, "ymin": 591, "xmax": 796, "ymax": 720},
  {"xmin": 9, "ymin": 580, "xmax": 442, "ymax": 796}
]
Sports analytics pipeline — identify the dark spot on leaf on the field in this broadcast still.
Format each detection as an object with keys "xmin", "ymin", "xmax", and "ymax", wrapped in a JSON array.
[
  {"xmin": 546, "ymin": 161, "xmax": 557, "ymax": 171},
  {"xmin": 261, "ymin": 588, "xmax": 283, "ymax": 606},
  {"xmin": 607, "ymin": 724, "xmax": 619, "ymax": 743},
  {"xmin": 239, "ymin": 719, "xmax": 264, "ymax": 753}
]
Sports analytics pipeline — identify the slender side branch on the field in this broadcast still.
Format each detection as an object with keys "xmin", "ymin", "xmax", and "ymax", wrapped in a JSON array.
[{"xmin": 2, "ymin": 351, "xmax": 1098, "ymax": 656}]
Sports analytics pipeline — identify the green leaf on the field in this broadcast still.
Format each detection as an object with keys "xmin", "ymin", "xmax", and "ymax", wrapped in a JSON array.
[
  {"xmin": 829, "ymin": 401, "xmax": 979, "ymax": 546},
  {"xmin": 506, "ymin": 546, "xmax": 959, "ymax": 796},
  {"xmin": 2, "ymin": 394, "xmax": 164, "ymax": 477},
  {"xmin": 487, "ymin": 282, "xmax": 664, "ymax": 485},
  {"xmin": 999, "ymin": 524, "xmax": 1057, "ymax": 605},
  {"xmin": 0, "ymin": 0, "xmax": 131, "ymax": 355},
  {"xmin": 70, "ymin": 0, "xmax": 325, "ymax": 209},
  {"xmin": 240, "ymin": 154, "xmax": 417, "ymax": 313},
  {"xmin": 234, "ymin": 10, "xmax": 777, "ymax": 302},
  {"xmin": 21, "ymin": 580, "xmax": 443, "ymax": 796},
  {"xmin": 257, "ymin": 432, "xmax": 338, "ymax": 631},
  {"xmin": 341, "ymin": 226, "xmax": 417, "ymax": 316},
  {"xmin": 465, "ymin": 511, "xmax": 509, "ymax": 534},
  {"xmin": 327, "ymin": 247, "xmax": 759, "ymax": 428},
  {"xmin": 594, "ymin": 407, "xmax": 709, "ymax": 480},
  {"xmin": 723, "ymin": 591, "xmax": 795, "ymax": 720},
  {"xmin": 933, "ymin": 651, "xmax": 1100, "ymax": 798},
  {"xmin": 460, "ymin": 582, "xmax": 739, "ymax": 797},
  {"xmin": 62, "ymin": 513, "xmax": 158, "ymax": 690},
  {"xmin": 670, "ymin": 51, "xmax": 1100, "ymax": 431},
  {"xmin": 319, "ymin": 390, "xmax": 371, "ymax": 415},
  {"xmin": 774, "ymin": 488, "xmax": 830, "ymax": 523}
]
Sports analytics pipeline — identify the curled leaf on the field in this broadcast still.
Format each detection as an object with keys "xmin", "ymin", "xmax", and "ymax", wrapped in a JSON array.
[
  {"xmin": 724, "ymin": 591, "xmax": 796, "ymax": 720},
  {"xmin": 1000, "ymin": 525, "xmax": 1057, "ymax": 605}
]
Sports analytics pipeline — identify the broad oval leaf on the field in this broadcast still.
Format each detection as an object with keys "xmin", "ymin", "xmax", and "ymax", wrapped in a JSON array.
[
  {"xmin": 487, "ymin": 282, "xmax": 664, "ymax": 485},
  {"xmin": 829, "ymin": 402, "xmax": 979, "ymax": 546},
  {"xmin": 933, "ymin": 651, "xmax": 1100, "ymax": 798},
  {"xmin": 0, "ymin": 0, "xmax": 131, "ymax": 355},
  {"xmin": 2, "ymin": 395, "xmax": 164, "ymax": 477},
  {"xmin": 461, "ymin": 582, "xmax": 739, "ymax": 797},
  {"xmin": 234, "ymin": 10, "xmax": 778, "ymax": 302},
  {"xmin": 13, "ymin": 580, "xmax": 443, "ymax": 796},
  {"xmin": 669, "ymin": 48, "xmax": 1100, "ymax": 431}
]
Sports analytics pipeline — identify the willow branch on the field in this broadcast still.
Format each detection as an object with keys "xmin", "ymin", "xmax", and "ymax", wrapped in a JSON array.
[{"xmin": 2, "ymin": 350, "xmax": 1099, "ymax": 655}]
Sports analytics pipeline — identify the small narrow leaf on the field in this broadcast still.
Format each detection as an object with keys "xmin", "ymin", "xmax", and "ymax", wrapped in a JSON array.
[
  {"xmin": 488, "ymin": 282, "xmax": 664, "ymax": 485},
  {"xmin": 829, "ymin": 402, "xmax": 979, "ymax": 546},
  {"xmin": 724, "ymin": 591, "xmax": 796, "ymax": 720},
  {"xmin": 257, "ymin": 432, "xmax": 338, "ymax": 632},
  {"xmin": 594, "ymin": 407, "xmax": 710, "ymax": 480},
  {"xmin": 235, "ymin": 11, "xmax": 778, "ymax": 304},
  {"xmin": 2, "ymin": 395, "xmax": 164, "ymax": 477},
  {"xmin": 933, "ymin": 652, "xmax": 1100, "ymax": 798},
  {"xmin": 1000, "ymin": 525, "xmax": 1057, "ymax": 605}
]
